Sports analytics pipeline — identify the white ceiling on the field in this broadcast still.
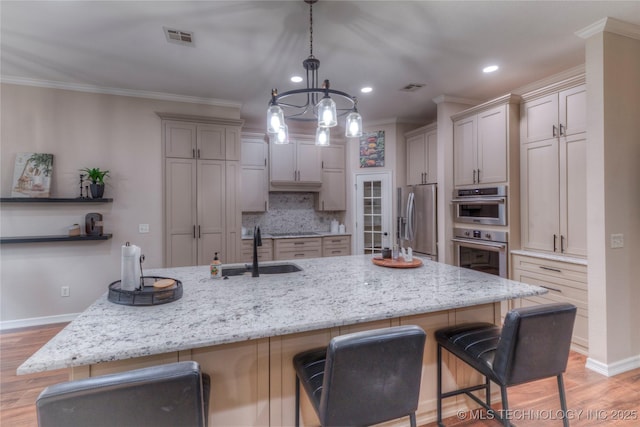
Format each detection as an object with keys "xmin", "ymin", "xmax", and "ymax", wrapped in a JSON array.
[{"xmin": 2, "ymin": 1, "xmax": 639, "ymax": 132}]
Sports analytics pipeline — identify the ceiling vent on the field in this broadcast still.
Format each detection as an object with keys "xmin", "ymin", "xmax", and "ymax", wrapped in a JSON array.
[
  {"xmin": 163, "ymin": 27, "xmax": 194, "ymax": 46},
  {"xmin": 400, "ymin": 83, "xmax": 426, "ymax": 92}
]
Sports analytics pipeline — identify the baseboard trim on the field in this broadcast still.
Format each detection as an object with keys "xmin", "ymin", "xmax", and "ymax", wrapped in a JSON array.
[
  {"xmin": 0, "ymin": 313, "xmax": 78, "ymax": 331},
  {"xmin": 586, "ymin": 354, "xmax": 640, "ymax": 377}
]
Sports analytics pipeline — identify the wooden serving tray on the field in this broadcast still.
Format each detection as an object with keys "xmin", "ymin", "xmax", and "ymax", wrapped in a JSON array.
[{"xmin": 372, "ymin": 257, "xmax": 423, "ymax": 268}]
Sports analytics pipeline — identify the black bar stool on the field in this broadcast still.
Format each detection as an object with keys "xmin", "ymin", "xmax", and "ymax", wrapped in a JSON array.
[
  {"xmin": 36, "ymin": 361, "xmax": 210, "ymax": 427},
  {"xmin": 293, "ymin": 325, "xmax": 426, "ymax": 427},
  {"xmin": 435, "ymin": 303, "xmax": 576, "ymax": 427}
]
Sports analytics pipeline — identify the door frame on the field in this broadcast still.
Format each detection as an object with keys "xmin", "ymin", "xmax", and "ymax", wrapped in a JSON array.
[{"xmin": 352, "ymin": 171, "xmax": 393, "ymax": 255}]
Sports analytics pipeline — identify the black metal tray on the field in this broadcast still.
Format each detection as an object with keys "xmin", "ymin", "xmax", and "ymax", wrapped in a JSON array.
[{"xmin": 108, "ymin": 276, "xmax": 183, "ymax": 306}]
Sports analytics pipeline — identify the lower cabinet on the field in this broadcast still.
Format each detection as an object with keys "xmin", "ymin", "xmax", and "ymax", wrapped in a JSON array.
[
  {"xmin": 241, "ymin": 238, "xmax": 273, "ymax": 263},
  {"xmin": 321, "ymin": 235, "xmax": 351, "ymax": 257},
  {"xmin": 511, "ymin": 253, "xmax": 588, "ymax": 354},
  {"xmin": 273, "ymin": 238, "xmax": 322, "ymax": 260}
]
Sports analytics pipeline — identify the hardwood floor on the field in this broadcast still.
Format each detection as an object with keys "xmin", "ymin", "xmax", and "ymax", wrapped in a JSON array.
[{"xmin": 1, "ymin": 323, "xmax": 638, "ymax": 426}]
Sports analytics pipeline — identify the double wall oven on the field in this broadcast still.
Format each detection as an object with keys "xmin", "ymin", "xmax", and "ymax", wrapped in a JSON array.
[{"xmin": 451, "ymin": 186, "xmax": 508, "ymax": 278}]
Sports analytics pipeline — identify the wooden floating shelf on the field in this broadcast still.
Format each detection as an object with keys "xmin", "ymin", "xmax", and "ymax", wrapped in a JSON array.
[
  {"xmin": 1, "ymin": 198, "xmax": 113, "ymax": 203},
  {"xmin": 0, "ymin": 234, "xmax": 113, "ymax": 244}
]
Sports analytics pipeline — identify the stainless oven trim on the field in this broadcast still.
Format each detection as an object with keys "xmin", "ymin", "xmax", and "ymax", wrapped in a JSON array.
[
  {"xmin": 452, "ymin": 238, "xmax": 508, "ymax": 277},
  {"xmin": 451, "ymin": 197, "xmax": 506, "ymax": 204}
]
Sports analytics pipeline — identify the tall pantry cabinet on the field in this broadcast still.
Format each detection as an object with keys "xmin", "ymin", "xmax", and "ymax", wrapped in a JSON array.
[{"xmin": 160, "ymin": 114, "xmax": 243, "ymax": 267}]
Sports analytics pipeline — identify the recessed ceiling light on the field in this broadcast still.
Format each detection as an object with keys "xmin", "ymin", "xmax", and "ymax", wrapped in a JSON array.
[
  {"xmin": 361, "ymin": 87, "xmax": 373, "ymax": 93},
  {"xmin": 483, "ymin": 65, "xmax": 499, "ymax": 73},
  {"xmin": 290, "ymin": 76, "xmax": 303, "ymax": 83}
]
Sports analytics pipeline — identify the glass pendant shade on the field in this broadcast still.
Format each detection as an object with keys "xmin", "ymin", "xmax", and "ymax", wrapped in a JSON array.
[
  {"xmin": 274, "ymin": 124, "xmax": 289, "ymax": 144},
  {"xmin": 315, "ymin": 126, "xmax": 330, "ymax": 146},
  {"xmin": 267, "ymin": 104, "xmax": 285, "ymax": 134},
  {"xmin": 345, "ymin": 110, "xmax": 363, "ymax": 138},
  {"xmin": 316, "ymin": 96, "xmax": 337, "ymax": 128}
]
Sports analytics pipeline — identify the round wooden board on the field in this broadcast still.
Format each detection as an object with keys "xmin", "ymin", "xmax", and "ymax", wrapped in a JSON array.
[{"xmin": 371, "ymin": 257, "xmax": 423, "ymax": 268}]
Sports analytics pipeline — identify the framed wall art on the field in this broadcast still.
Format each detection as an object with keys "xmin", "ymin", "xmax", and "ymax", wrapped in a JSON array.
[
  {"xmin": 359, "ymin": 131, "xmax": 385, "ymax": 168},
  {"xmin": 11, "ymin": 153, "xmax": 54, "ymax": 198}
]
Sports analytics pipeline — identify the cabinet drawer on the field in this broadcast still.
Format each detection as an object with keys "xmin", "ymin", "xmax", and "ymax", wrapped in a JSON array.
[
  {"xmin": 513, "ymin": 269, "xmax": 587, "ymax": 305},
  {"xmin": 322, "ymin": 235, "xmax": 350, "ymax": 257},
  {"xmin": 241, "ymin": 239, "xmax": 273, "ymax": 263},
  {"xmin": 512, "ymin": 254, "xmax": 587, "ymax": 284},
  {"xmin": 274, "ymin": 238, "xmax": 322, "ymax": 260}
]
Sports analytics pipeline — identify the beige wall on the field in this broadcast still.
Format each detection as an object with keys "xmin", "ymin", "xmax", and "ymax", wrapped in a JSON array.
[
  {"xmin": 585, "ymin": 31, "xmax": 640, "ymax": 370},
  {"xmin": 0, "ymin": 83, "xmax": 240, "ymax": 325}
]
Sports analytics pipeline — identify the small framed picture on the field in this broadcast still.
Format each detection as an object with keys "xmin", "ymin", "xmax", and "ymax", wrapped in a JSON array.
[
  {"xmin": 11, "ymin": 153, "xmax": 54, "ymax": 198},
  {"xmin": 359, "ymin": 131, "xmax": 385, "ymax": 168}
]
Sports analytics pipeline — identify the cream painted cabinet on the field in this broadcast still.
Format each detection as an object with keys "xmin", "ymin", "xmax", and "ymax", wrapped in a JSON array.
[
  {"xmin": 241, "ymin": 134, "xmax": 269, "ymax": 212},
  {"xmin": 273, "ymin": 237, "xmax": 322, "ymax": 260},
  {"xmin": 241, "ymin": 238, "xmax": 273, "ymax": 263},
  {"xmin": 406, "ymin": 124, "xmax": 437, "ymax": 185},
  {"xmin": 453, "ymin": 96, "xmax": 519, "ymax": 187},
  {"xmin": 317, "ymin": 144, "xmax": 346, "ymax": 211},
  {"xmin": 322, "ymin": 235, "xmax": 351, "ymax": 257},
  {"xmin": 520, "ymin": 81, "xmax": 587, "ymax": 257},
  {"xmin": 161, "ymin": 115, "xmax": 243, "ymax": 266},
  {"xmin": 270, "ymin": 138, "xmax": 321, "ymax": 189}
]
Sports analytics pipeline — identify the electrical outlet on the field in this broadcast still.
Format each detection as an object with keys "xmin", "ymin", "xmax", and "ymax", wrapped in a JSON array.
[
  {"xmin": 139, "ymin": 224, "xmax": 150, "ymax": 233},
  {"xmin": 61, "ymin": 286, "xmax": 70, "ymax": 297},
  {"xmin": 611, "ymin": 233, "xmax": 624, "ymax": 249}
]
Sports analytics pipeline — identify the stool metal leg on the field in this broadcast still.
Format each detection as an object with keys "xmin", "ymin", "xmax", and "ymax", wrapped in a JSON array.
[
  {"xmin": 557, "ymin": 374, "xmax": 570, "ymax": 427},
  {"xmin": 500, "ymin": 386, "xmax": 510, "ymax": 427},
  {"xmin": 295, "ymin": 375, "xmax": 301, "ymax": 427},
  {"xmin": 436, "ymin": 344, "xmax": 444, "ymax": 427},
  {"xmin": 409, "ymin": 412, "xmax": 417, "ymax": 427}
]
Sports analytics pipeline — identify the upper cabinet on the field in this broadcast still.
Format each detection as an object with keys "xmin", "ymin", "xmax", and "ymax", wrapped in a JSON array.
[
  {"xmin": 452, "ymin": 95, "xmax": 520, "ymax": 187},
  {"xmin": 405, "ymin": 124, "xmax": 437, "ymax": 186},
  {"xmin": 317, "ymin": 144, "xmax": 346, "ymax": 211},
  {"xmin": 163, "ymin": 116, "xmax": 241, "ymax": 161},
  {"xmin": 241, "ymin": 133, "xmax": 269, "ymax": 213},
  {"xmin": 520, "ymin": 78, "xmax": 587, "ymax": 257},
  {"xmin": 269, "ymin": 137, "xmax": 322, "ymax": 190}
]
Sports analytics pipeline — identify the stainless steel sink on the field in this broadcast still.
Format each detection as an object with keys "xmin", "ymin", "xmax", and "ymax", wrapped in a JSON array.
[{"xmin": 223, "ymin": 263, "xmax": 303, "ymax": 277}]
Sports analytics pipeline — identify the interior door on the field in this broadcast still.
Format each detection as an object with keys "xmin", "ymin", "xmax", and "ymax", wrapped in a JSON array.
[{"xmin": 354, "ymin": 172, "xmax": 392, "ymax": 255}]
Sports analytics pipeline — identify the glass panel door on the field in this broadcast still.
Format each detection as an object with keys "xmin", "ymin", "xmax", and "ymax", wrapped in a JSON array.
[{"xmin": 355, "ymin": 172, "xmax": 391, "ymax": 255}]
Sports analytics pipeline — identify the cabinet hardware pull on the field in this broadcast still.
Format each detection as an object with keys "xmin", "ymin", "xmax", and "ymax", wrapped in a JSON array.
[
  {"xmin": 193, "ymin": 225, "xmax": 196, "ymax": 239},
  {"xmin": 264, "ymin": 158, "xmax": 267, "ymax": 166},
  {"xmin": 332, "ymin": 250, "xmax": 341, "ymax": 254},
  {"xmin": 561, "ymin": 235, "xmax": 565, "ymax": 253},
  {"xmin": 192, "ymin": 149, "xmax": 196, "ymax": 159},
  {"xmin": 559, "ymin": 124, "xmax": 565, "ymax": 136},
  {"xmin": 477, "ymin": 169, "xmax": 481, "ymax": 183},
  {"xmin": 198, "ymin": 225, "xmax": 201, "ymax": 238},
  {"xmin": 553, "ymin": 234, "xmax": 557, "ymax": 252},
  {"xmin": 541, "ymin": 285, "xmax": 563, "ymax": 293},
  {"xmin": 540, "ymin": 265, "xmax": 562, "ymax": 273},
  {"xmin": 473, "ymin": 169, "xmax": 476, "ymax": 184},
  {"xmin": 322, "ymin": 161, "xmax": 324, "ymax": 169},
  {"xmin": 197, "ymin": 149, "xmax": 200, "ymax": 159},
  {"xmin": 553, "ymin": 125, "xmax": 557, "ymax": 137},
  {"xmin": 294, "ymin": 253, "xmax": 304, "ymax": 257},
  {"xmin": 264, "ymin": 201, "xmax": 267, "ymax": 211},
  {"xmin": 294, "ymin": 242, "xmax": 305, "ymax": 245}
]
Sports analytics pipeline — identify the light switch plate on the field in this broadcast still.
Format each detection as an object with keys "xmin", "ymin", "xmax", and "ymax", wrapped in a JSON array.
[
  {"xmin": 611, "ymin": 233, "xmax": 624, "ymax": 248},
  {"xmin": 139, "ymin": 224, "xmax": 150, "ymax": 233}
]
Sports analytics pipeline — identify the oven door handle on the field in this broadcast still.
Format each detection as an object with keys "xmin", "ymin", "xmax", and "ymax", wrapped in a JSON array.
[
  {"xmin": 451, "ymin": 197, "xmax": 506, "ymax": 204},
  {"xmin": 451, "ymin": 238, "xmax": 507, "ymax": 251}
]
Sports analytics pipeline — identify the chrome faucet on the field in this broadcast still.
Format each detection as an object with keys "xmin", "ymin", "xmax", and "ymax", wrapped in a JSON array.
[{"xmin": 252, "ymin": 226, "xmax": 262, "ymax": 277}]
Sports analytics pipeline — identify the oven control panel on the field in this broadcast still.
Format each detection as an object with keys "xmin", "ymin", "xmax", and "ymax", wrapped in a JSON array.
[{"xmin": 453, "ymin": 228, "xmax": 508, "ymax": 243}]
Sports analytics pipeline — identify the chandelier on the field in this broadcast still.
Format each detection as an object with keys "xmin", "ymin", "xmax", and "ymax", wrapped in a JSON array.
[{"xmin": 267, "ymin": 0, "xmax": 363, "ymax": 146}]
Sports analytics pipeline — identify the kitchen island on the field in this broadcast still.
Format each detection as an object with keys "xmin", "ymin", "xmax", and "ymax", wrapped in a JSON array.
[{"xmin": 19, "ymin": 255, "xmax": 546, "ymax": 426}]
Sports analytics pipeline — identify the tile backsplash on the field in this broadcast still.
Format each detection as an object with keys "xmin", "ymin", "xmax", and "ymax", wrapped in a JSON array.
[{"xmin": 242, "ymin": 192, "xmax": 344, "ymax": 234}]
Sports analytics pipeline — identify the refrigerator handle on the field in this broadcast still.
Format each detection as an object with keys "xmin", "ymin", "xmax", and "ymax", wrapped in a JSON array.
[{"xmin": 406, "ymin": 192, "xmax": 415, "ymax": 241}]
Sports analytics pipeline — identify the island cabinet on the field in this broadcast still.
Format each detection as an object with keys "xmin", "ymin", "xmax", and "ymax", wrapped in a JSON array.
[
  {"xmin": 405, "ymin": 123, "xmax": 437, "ymax": 186},
  {"xmin": 511, "ymin": 253, "xmax": 588, "ymax": 354},
  {"xmin": 241, "ymin": 133, "xmax": 269, "ymax": 212},
  {"xmin": 270, "ymin": 137, "xmax": 322, "ymax": 190},
  {"xmin": 519, "ymin": 78, "xmax": 586, "ymax": 257},
  {"xmin": 160, "ymin": 114, "xmax": 244, "ymax": 266},
  {"xmin": 452, "ymin": 95, "xmax": 520, "ymax": 187},
  {"xmin": 317, "ymin": 144, "xmax": 346, "ymax": 211}
]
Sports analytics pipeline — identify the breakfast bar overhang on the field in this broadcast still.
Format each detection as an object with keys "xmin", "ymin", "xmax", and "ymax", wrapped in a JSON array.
[{"xmin": 19, "ymin": 255, "xmax": 547, "ymax": 426}]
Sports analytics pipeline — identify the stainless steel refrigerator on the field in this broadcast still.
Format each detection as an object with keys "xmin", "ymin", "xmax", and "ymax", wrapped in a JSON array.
[{"xmin": 398, "ymin": 184, "xmax": 437, "ymax": 258}]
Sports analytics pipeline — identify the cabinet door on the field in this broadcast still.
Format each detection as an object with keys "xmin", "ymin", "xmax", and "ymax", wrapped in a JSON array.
[
  {"xmin": 198, "ymin": 160, "xmax": 226, "ymax": 265},
  {"xmin": 406, "ymin": 134, "xmax": 426, "ymax": 185},
  {"xmin": 242, "ymin": 138, "xmax": 268, "ymax": 167},
  {"xmin": 165, "ymin": 121, "xmax": 197, "ymax": 158},
  {"xmin": 321, "ymin": 144, "xmax": 345, "ymax": 170},
  {"xmin": 241, "ymin": 139, "xmax": 268, "ymax": 212},
  {"xmin": 198, "ymin": 124, "xmax": 226, "ymax": 160},
  {"xmin": 453, "ymin": 115, "xmax": 477, "ymax": 186},
  {"xmin": 270, "ymin": 143, "xmax": 296, "ymax": 183},
  {"xmin": 559, "ymin": 85, "xmax": 587, "ymax": 138},
  {"xmin": 560, "ymin": 133, "xmax": 587, "ymax": 257},
  {"xmin": 296, "ymin": 141, "xmax": 322, "ymax": 183},
  {"xmin": 477, "ymin": 105, "xmax": 507, "ymax": 185},
  {"xmin": 225, "ymin": 161, "xmax": 242, "ymax": 263},
  {"xmin": 319, "ymin": 169, "xmax": 346, "ymax": 211},
  {"xmin": 521, "ymin": 139, "xmax": 560, "ymax": 252},
  {"xmin": 225, "ymin": 127, "xmax": 241, "ymax": 161},
  {"xmin": 425, "ymin": 130, "xmax": 438, "ymax": 184},
  {"xmin": 521, "ymin": 93, "xmax": 558, "ymax": 144},
  {"xmin": 165, "ymin": 158, "xmax": 197, "ymax": 267}
]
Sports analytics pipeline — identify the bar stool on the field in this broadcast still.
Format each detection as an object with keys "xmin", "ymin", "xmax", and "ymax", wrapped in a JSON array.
[
  {"xmin": 293, "ymin": 325, "xmax": 426, "ymax": 427},
  {"xmin": 36, "ymin": 361, "xmax": 211, "ymax": 427},
  {"xmin": 435, "ymin": 303, "xmax": 576, "ymax": 427}
]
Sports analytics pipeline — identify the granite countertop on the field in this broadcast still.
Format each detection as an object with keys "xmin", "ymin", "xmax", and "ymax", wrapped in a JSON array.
[{"xmin": 18, "ymin": 255, "xmax": 546, "ymax": 375}]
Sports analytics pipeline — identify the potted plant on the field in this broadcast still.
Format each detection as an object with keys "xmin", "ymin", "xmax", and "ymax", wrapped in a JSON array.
[{"xmin": 81, "ymin": 167, "xmax": 110, "ymax": 199}]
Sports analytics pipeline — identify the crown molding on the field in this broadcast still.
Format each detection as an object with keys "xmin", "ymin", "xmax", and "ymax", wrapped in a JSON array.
[
  {"xmin": 576, "ymin": 17, "xmax": 640, "ymax": 41},
  {"xmin": 432, "ymin": 95, "xmax": 478, "ymax": 106},
  {"xmin": 0, "ymin": 75, "xmax": 243, "ymax": 109}
]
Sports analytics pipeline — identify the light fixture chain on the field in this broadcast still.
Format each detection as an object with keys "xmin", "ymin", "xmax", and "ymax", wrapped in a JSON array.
[{"xmin": 309, "ymin": 1, "xmax": 313, "ymax": 57}]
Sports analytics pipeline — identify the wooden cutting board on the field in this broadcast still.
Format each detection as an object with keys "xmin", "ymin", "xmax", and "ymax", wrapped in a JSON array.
[{"xmin": 372, "ymin": 257, "xmax": 423, "ymax": 268}]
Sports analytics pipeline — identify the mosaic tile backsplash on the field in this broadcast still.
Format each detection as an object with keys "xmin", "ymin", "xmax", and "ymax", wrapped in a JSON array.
[{"xmin": 242, "ymin": 192, "xmax": 344, "ymax": 234}]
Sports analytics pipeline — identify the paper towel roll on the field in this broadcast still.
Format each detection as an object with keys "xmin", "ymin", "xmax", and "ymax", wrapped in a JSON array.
[{"xmin": 121, "ymin": 243, "xmax": 142, "ymax": 291}]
